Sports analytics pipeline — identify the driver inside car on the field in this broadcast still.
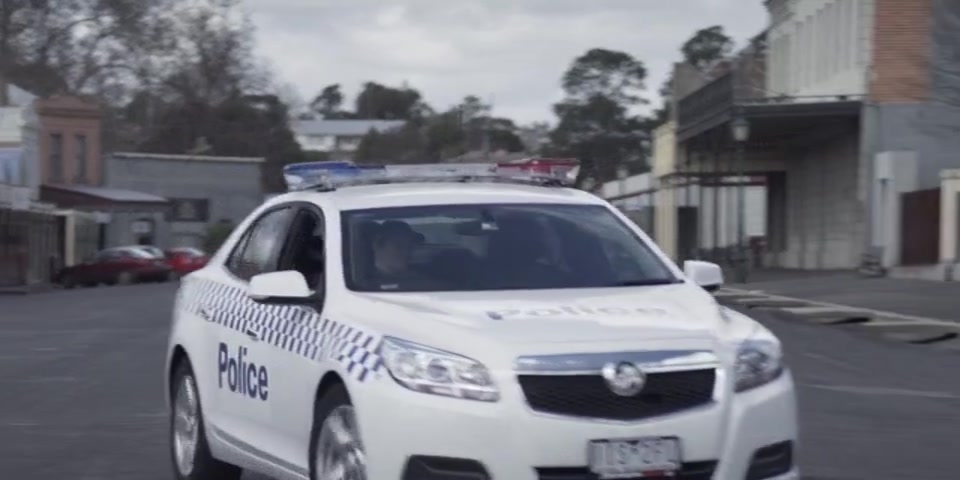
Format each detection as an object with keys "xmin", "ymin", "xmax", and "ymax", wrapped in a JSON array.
[{"xmin": 370, "ymin": 221, "xmax": 437, "ymax": 290}]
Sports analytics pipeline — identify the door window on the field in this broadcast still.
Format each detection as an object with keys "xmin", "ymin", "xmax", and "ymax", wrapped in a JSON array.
[
  {"xmin": 226, "ymin": 208, "xmax": 294, "ymax": 281},
  {"xmin": 278, "ymin": 208, "xmax": 326, "ymax": 290}
]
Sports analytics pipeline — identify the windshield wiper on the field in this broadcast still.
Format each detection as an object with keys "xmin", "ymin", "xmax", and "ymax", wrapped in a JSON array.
[{"xmin": 612, "ymin": 278, "xmax": 684, "ymax": 287}]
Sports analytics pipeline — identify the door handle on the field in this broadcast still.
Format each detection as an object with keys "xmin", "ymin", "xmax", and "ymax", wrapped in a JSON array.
[
  {"xmin": 244, "ymin": 327, "xmax": 260, "ymax": 341},
  {"xmin": 199, "ymin": 306, "xmax": 214, "ymax": 322}
]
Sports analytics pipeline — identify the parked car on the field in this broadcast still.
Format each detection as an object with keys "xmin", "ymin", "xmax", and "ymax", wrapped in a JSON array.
[
  {"xmin": 164, "ymin": 247, "xmax": 209, "ymax": 276},
  {"xmin": 134, "ymin": 245, "xmax": 167, "ymax": 259},
  {"xmin": 56, "ymin": 246, "xmax": 174, "ymax": 288}
]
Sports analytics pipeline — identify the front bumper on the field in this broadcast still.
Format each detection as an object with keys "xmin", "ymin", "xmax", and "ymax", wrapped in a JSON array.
[{"xmin": 357, "ymin": 370, "xmax": 798, "ymax": 480}]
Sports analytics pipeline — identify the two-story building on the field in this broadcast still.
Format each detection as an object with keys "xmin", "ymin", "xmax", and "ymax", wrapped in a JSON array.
[
  {"xmin": 0, "ymin": 83, "xmax": 63, "ymax": 289},
  {"xmin": 291, "ymin": 118, "xmax": 405, "ymax": 161},
  {"xmin": 35, "ymin": 96, "xmax": 170, "ymax": 259},
  {"xmin": 672, "ymin": 0, "xmax": 960, "ymax": 273}
]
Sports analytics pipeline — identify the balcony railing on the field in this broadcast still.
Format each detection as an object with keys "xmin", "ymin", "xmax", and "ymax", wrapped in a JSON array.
[{"xmin": 676, "ymin": 72, "xmax": 734, "ymax": 140}]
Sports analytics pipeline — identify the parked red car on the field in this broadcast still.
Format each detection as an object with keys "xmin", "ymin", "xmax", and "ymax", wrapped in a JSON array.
[
  {"xmin": 164, "ymin": 247, "xmax": 209, "ymax": 276},
  {"xmin": 56, "ymin": 246, "xmax": 174, "ymax": 288}
]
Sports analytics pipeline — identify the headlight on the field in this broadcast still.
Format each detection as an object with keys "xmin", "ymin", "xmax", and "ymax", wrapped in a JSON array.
[
  {"xmin": 379, "ymin": 337, "xmax": 500, "ymax": 402},
  {"xmin": 734, "ymin": 329, "xmax": 785, "ymax": 393}
]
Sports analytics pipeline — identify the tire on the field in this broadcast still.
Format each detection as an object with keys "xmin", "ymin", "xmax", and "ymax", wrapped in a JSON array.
[
  {"xmin": 117, "ymin": 271, "xmax": 134, "ymax": 285},
  {"xmin": 309, "ymin": 383, "xmax": 367, "ymax": 480},
  {"xmin": 170, "ymin": 361, "xmax": 242, "ymax": 480}
]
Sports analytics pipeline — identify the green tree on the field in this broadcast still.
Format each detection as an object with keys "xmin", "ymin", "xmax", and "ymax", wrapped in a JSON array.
[
  {"xmin": 548, "ymin": 48, "xmax": 651, "ymax": 186},
  {"xmin": 562, "ymin": 48, "xmax": 648, "ymax": 104},
  {"xmin": 354, "ymin": 123, "xmax": 426, "ymax": 164},
  {"xmin": 681, "ymin": 25, "xmax": 734, "ymax": 72},
  {"xmin": 354, "ymin": 81, "xmax": 431, "ymax": 120},
  {"xmin": 652, "ymin": 25, "xmax": 735, "ymax": 127},
  {"xmin": 138, "ymin": 93, "xmax": 305, "ymax": 193},
  {"xmin": 354, "ymin": 93, "xmax": 526, "ymax": 164},
  {"xmin": 310, "ymin": 84, "xmax": 353, "ymax": 118}
]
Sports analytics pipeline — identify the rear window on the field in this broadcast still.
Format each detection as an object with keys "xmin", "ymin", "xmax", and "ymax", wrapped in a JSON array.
[{"xmin": 341, "ymin": 203, "xmax": 676, "ymax": 292}]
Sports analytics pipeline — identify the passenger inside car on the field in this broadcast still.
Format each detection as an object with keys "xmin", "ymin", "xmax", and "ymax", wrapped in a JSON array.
[{"xmin": 485, "ymin": 214, "xmax": 576, "ymax": 289}]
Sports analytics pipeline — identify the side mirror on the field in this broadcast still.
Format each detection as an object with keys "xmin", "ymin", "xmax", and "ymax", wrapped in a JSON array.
[
  {"xmin": 683, "ymin": 260, "xmax": 724, "ymax": 293},
  {"xmin": 248, "ymin": 270, "xmax": 314, "ymax": 305}
]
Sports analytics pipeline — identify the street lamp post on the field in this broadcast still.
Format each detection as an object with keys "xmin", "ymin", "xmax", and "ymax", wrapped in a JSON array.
[{"xmin": 730, "ymin": 116, "xmax": 751, "ymax": 284}]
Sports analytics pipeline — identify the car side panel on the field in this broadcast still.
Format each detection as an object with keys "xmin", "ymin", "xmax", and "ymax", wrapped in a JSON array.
[
  {"xmin": 176, "ymin": 277, "xmax": 386, "ymax": 474},
  {"xmin": 165, "ymin": 274, "xmax": 228, "ymax": 455},
  {"xmin": 257, "ymin": 301, "xmax": 386, "ymax": 471}
]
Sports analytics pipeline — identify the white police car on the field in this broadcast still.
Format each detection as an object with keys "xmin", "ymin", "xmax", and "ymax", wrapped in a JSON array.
[{"xmin": 164, "ymin": 159, "xmax": 798, "ymax": 480}]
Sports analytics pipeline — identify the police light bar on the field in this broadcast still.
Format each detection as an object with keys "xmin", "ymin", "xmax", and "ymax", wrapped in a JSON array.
[
  {"xmin": 499, "ymin": 158, "xmax": 579, "ymax": 177},
  {"xmin": 283, "ymin": 161, "xmax": 386, "ymax": 190},
  {"xmin": 283, "ymin": 159, "xmax": 580, "ymax": 191}
]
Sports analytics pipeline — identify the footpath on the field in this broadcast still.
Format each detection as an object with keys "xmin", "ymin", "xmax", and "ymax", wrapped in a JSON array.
[{"xmin": 723, "ymin": 269, "xmax": 960, "ymax": 323}]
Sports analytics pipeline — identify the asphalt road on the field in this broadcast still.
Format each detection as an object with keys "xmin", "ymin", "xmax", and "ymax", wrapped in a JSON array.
[{"xmin": 1, "ymin": 284, "xmax": 959, "ymax": 479}]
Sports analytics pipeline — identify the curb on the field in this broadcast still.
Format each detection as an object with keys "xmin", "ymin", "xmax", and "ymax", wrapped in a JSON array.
[{"xmin": 719, "ymin": 287, "xmax": 960, "ymax": 327}]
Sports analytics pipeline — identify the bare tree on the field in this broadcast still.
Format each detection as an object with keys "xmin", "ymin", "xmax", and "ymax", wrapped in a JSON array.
[{"xmin": 0, "ymin": 0, "xmax": 177, "ymax": 97}]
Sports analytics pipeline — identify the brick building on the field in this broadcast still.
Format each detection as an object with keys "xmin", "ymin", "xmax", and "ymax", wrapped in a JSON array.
[
  {"xmin": 35, "ymin": 95, "xmax": 103, "ymax": 185},
  {"xmin": 670, "ymin": 0, "xmax": 960, "ymax": 271},
  {"xmin": 35, "ymin": 96, "xmax": 170, "ymax": 257}
]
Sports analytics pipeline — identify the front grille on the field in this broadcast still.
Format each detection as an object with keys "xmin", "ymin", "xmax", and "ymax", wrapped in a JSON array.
[
  {"xmin": 517, "ymin": 369, "xmax": 715, "ymax": 420},
  {"xmin": 536, "ymin": 460, "xmax": 717, "ymax": 480}
]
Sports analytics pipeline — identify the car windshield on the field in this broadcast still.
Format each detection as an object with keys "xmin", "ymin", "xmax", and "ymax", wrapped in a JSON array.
[{"xmin": 341, "ymin": 203, "xmax": 679, "ymax": 292}]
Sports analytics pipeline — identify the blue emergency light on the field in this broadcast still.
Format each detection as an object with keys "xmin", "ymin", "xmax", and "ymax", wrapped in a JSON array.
[
  {"xmin": 282, "ymin": 159, "xmax": 579, "ymax": 191},
  {"xmin": 283, "ymin": 161, "xmax": 386, "ymax": 190}
]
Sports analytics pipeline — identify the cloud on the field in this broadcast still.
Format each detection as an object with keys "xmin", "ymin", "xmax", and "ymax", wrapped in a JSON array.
[{"xmin": 242, "ymin": 0, "xmax": 767, "ymax": 124}]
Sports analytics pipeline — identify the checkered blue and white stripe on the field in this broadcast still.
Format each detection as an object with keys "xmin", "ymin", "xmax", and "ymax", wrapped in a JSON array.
[{"xmin": 181, "ymin": 277, "xmax": 383, "ymax": 382}]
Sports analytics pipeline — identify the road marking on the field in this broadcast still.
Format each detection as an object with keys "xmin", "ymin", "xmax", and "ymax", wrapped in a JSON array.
[
  {"xmin": 780, "ymin": 306, "xmax": 871, "ymax": 315},
  {"xmin": 0, "ymin": 328, "xmax": 156, "ymax": 335},
  {"xmin": 721, "ymin": 288, "xmax": 958, "ymax": 325},
  {"xmin": 7, "ymin": 376, "xmax": 81, "ymax": 383},
  {"xmin": 802, "ymin": 383, "xmax": 960, "ymax": 399},
  {"xmin": 801, "ymin": 352, "xmax": 860, "ymax": 372},
  {"xmin": 0, "ymin": 353, "xmax": 85, "ymax": 361},
  {"xmin": 860, "ymin": 320, "xmax": 960, "ymax": 329}
]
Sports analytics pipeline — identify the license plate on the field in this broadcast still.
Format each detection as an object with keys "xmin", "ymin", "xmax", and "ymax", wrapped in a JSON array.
[{"xmin": 588, "ymin": 437, "xmax": 681, "ymax": 479}]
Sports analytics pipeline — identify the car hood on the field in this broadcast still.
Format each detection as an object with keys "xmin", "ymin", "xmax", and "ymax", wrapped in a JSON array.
[{"xmin": 345, "ymin": 284, "xmax": 724, "ymax": 345}]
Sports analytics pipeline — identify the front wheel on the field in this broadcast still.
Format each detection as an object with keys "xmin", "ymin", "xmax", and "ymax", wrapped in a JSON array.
[
  {"xmin": 170, "ymin": 362, "xmax": 242, "ymax": 480},
  {"xmin": 309, "ymin": 384, "xmax": 367, "ymax": 480}
]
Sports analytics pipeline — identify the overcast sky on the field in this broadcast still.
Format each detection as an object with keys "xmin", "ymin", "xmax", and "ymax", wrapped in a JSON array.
[{"xmin": 243, "ymin": 0, "xmax": 768, "ymax": 125}]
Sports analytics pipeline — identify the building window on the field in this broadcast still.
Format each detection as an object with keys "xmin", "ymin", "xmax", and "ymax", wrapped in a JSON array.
[
  {"xmin": 49, "ymin": 133, "xmax": 63, "ymax": 183},
  {"xmin": 74, "ymin": 134, "xmax": 88, "ymax": 183},
  {"xmin": 167, "ymin": 198, "xmax": 210, "ymax": 222}
]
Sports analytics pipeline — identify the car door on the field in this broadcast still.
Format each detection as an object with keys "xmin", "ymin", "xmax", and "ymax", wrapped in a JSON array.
[
  {"xmin": 254, "ymin": 204, "xmax": 332, "ymax": 468},
  {"xmin": 89, "ymin": 249, "xmax": 121, "ymax": 284},
  {"xmin": 206, "ymin": 205, "xmax": 296, "ymax": 451}
]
